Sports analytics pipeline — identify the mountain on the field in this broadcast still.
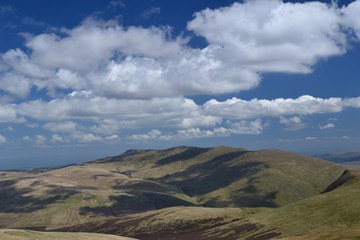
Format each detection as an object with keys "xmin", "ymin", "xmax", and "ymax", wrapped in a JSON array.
[
  {"xmin": 0, "ymin": 146, "xmax": 353, "ymax": 239},
  {"xmin": 314, "ymin": 151, "xmax": 360, "ymax": 163}
]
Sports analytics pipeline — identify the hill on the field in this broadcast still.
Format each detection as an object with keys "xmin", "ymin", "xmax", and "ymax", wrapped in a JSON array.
[
  {"xmin": 92, "ymin": 146, "xmax": 344, "ymax": 208},
  {"xmin": 53, "ymin": 170, "xmax": 360, "ymax": 239},
  {"xmin": 249, "ymin": 170, "xmax": 360, "ymax": 238},
  {"xmin": 0, "ymin": 146, "xmax": 353, "ymax": 239}
]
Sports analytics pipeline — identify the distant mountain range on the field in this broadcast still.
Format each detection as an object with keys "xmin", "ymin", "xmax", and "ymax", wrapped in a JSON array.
[
  {"xmin": 1, "ymin": 146, "xmax": 359, "ymax": 239},
  {"xmin": 314, "ymin": 151, "xmax": 360, "ymax": 163}
]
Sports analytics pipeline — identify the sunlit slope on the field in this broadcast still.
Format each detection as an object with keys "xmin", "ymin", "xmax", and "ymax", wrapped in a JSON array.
[
  {"xmin": 96, "ymin": 146, "xmax": 344, "ymax": 207},
  {"xmin": 56, "ymin": 206, "xmax": 280, "ymax": 240},
  {"xmin": 0, "ymin": 229, "xmax": 136, "ymax": 240},
  {"xmin": 249, "ymin": 170, "xmax": 360, "ymax": 238},
  {"xmin": 0, "ymin": 163, "xmax": 195, "ymax": 228}
]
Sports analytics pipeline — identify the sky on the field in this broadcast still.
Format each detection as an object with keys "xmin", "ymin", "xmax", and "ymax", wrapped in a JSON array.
[{"xmin": 0, "ymin": 0, "xmax": 360, "ymax": 169}]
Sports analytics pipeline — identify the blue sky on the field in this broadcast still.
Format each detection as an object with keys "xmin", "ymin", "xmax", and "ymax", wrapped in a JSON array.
[{"xmin": 0, "ymin": 0, "xmax": 360, "ymax": 169}]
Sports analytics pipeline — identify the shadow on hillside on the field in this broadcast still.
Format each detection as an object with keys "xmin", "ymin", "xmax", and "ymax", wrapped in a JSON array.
[
  {"xmin": 156, "ymin": 151, "xmax": 278, "ymax": 207},
  {"xmin": 0, "ymin": 180, "xmax": 79, "ymax": 213},
  {"xmin": 156, "ymin": 147, "xmax": 211, "ymax": 165},
  {"xmin": 80, "ymin": 192, "xmax": 196, "ymax": 217},
  {"xmin": 113, "ymin": 179, "xmax": 181, "ymax": 194}
]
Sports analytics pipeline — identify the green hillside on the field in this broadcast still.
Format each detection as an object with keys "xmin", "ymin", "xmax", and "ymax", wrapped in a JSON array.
[
  {"xmin": 94, "ymin": 146, "xmax": 344, "ymax": 207},
  {"xmin": 249, "ymin": 170, "xmax": 360, "ymax": 238},
  {"xmin": 55, "ymin": 170, "xmax": 360, "ymax": 239},
  {"xmin": 0, "ymin": 146, "xmax": 352, "ymax": 239},
  {"xmin": 56, "ymin": 206, "xmax": 279, "ymax": 240}
]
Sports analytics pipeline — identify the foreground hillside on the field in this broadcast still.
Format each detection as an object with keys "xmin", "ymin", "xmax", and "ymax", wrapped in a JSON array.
[
  {"xmin": 0, "ymin": 229, "xmax": 136, "ymax": 240},
  {"xmin": 251, "ymin": 170, "xmax": 360, "ymax": 238},
  {"xmin": 54, "ymin": 171, "xmax": 360, "ymax": 239}
]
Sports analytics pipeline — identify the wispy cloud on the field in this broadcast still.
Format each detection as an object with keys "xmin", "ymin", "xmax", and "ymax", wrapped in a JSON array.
[
  {"xmin": 108, "ymin": 0, "xmax": 125, "ymax": 10},
  {"xmin": 22, "ymin": 17, "xmax": 47, "ymax": 27},
  {"xmin": 319, "ymin": 123, "xmax": 335, "ymax": 130},
  {"xmin": 140, "ymin": 7, "xmax": 161, "ymax": 20},
  {"xmin": 0, "ymin": 5, "xmax": 15, "ymax": 15}
]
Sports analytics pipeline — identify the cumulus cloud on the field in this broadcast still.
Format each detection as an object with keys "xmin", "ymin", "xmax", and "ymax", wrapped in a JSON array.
[
  {"xmin": 105, "ymin": 134, "xmax": 120, "ymax": 141},
  {"xmin": 0, "ymin": 134, "xmax": 7, "ymax": 144},
  {"xmin": 71, "ymin": 132, "xmax": 102, "ymax": 143},
  {"xmin": 0, "ymin": 104, "xmax": 23, "ymax": 123},
  {"xmin": 342, "ymin": 0, "xmax": 360, "ymax": 38},
  {"xmin": 34, "ymin": 135, "xmax": 47, "ymax": 145},
  {"xmin": 279, "ymin": 116, "xmax": 306, "ymax": 131},
  {"xmin": 0, "ymin": 0, "xmax": 360, "ymax": 143},
  {"xmin": 188, "ymin": 0, "xmax": 356, "ymax": 74},
  {"xmin": 204, "ymin": 95, "xmax": 347, "ymax": 119},
  {"xmin": 320, "ymin": 123, "xmax": 335, "ymax": 130},
  {"xmin": 1, "ymin": 0, "xmax": 360, "ymax": 100},
  {"xmin": 43, "ymin": 121, "xmax": 77, "ymax": 132},
  {"xmin": 51, "ymin": 134, "xmax": 64, "ymax": 142},
  {"xmin": 127, "ymin": 129, "xmax": 165, "ymax": 141},
  {"xmin": 127, "ymin": 119, "xmax": 266, "ymax": 142},
  {"xmin": 0, "ymin": 93, "xmax": 358, "ymax": 140}
]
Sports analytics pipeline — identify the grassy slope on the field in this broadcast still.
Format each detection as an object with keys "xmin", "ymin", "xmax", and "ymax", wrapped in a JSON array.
[
  {"xmin": 55, "ymin": 206, "xmax": 280, "ymax": 240},
  {"xmin": 65, "ymin": 168, "xmax": 360, "ymax": 240},
  {"xmin": 0, "ymin": 162, "xmax": 195, "ymax": 228},
  {"xmin": 0, "ymin": 229, "xmax": 135, "ymax": 240},
  {"xmin": 97, "ymin": 146, "xmax": 344, "ymax": 207},
  {"xmin": 0, "ymin": 146, "xmax": 347, "ymax": 237},
  {"xmin": 248, "ymin": 170, "xmax": 360, "ymax": 238}
]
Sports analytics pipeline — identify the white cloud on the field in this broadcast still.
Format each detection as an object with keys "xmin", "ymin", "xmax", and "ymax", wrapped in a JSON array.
[
  {"xmin": 0, "ymin": 1, "xmax": 359, "ymax": 143},
  {"xmin": 34, "ymin": 135, "xmax": 47, "ymax": 145},
  {"xmin": 178, "ymin": 115, "xmax": 221, "ymax": 129},
  {"xmin": 51, "ymin": 134, "xmax": 64, "ymax": 142},
  {"xmin": 71, "ymin": 132, "xmax": 102, "ymax": 143},
  {"xmin": 26, "ymin": 123, "xmax": 39, "ymax": 129},
  {"xmin": 320, "ymin": 123, "xmax": 335, "ymax": 130},
  {"xmin": 22, "ymin": 136, "xmax": 31, "ymax": 141},
  {"xmin": 127, "ymin": 119, "xmax": 266, "ymax": 142},
  {"xmin": 279, "ymin": 116, "xmax": 305, "ymax": 131},
  {"xmin": 342, "ymin": 0, "xmax": 360, "ymax": 39},
  {"xmin": 43, "ymin": 121, "xmax": 77, "ymax": 132},
  {"xmin": 305, "ymin": 137, "xmax": 318, "ymax": 141},
  {"xmin": 204, "ymin": 95, "xmax": 345, "ymax": 119},
  {"xmin": 187, "ymin": 0, "xmax": 355, "ymax": 74},
  {"xmin": 0, "ymin": 134, "xmax": 7, "ymax": 144},
  {"xmin": 0, "ymin": 94, "xmax": 357, "ymax": 138},
  {"xmin": 2, "ymin": 1, "xmax": 359, "ymax": 100},
  {"xmin": 127, "ymin": 129, "xmax": 163, "ymax": 141},
  {"xmin": 0, "ymin": 104, "xmax": 24, "ymax": 123},
  {"xmin": 105, "ymin": 134, "xmax": 120, "ymax": 141}
]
